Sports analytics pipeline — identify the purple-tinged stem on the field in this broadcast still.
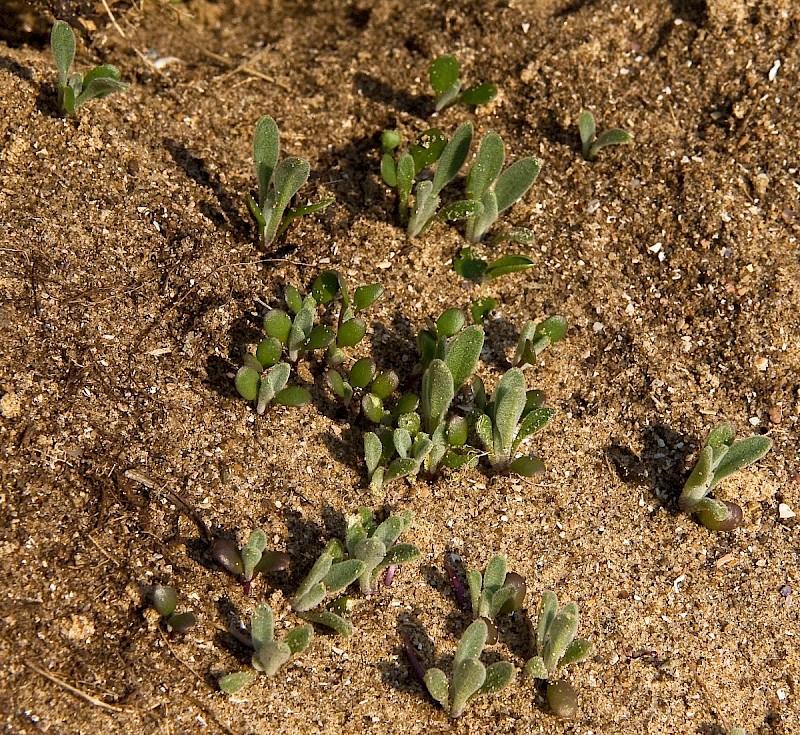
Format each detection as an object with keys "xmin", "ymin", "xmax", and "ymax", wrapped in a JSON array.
[
  {"xmin": 444, "ymin": 553, "xmax": 469, "ymax": 611},
  {"xmin": 400, "ymin": 630, "xmax": 427, "ymax": 686},
  {"xmin": 384, "ymin": 565, "xmax": 397, "ymax": 587}
]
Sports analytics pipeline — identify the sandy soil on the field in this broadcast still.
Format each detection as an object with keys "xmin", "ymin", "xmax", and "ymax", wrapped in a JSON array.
[{"xmin": 0, "ymin": 0, "xmax": 798, "ymax": 733}]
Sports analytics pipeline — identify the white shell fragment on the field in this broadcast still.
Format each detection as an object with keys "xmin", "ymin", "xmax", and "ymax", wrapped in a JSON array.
[{"xmin": 778, "ymin": 503, "xmax": 796, "ymax": 519}]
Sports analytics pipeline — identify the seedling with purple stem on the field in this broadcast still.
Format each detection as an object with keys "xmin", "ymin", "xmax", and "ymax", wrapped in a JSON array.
[
  {"xmin": 344, "ymin": 508, "xmax": 420, "ymax": 594},
  {"xmin": 524, "ymin": 591, "xmax": 592, "ymax": 719},
  {"xmin": 218, "ymin": 604, "xmax": 313, "ymax": 694},
  {"xmin": 211, "ymin": 529, "xmax": 290, "ymax": 595},
  {"xmin": 151, "ymin": 586, "xmax": 197, "ymax": 634},
  {"xmin": 678, "ymin": 423, "xmax": 772, "ymax": 531}
]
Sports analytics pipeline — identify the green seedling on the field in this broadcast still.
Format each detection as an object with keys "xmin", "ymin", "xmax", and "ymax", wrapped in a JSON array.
[
  {"xmin": 50, "ymin": 20, "xmax": 128, "ymax": 116},
  {"xmin": 524, "ymin": 591, "xmax": 592, "ymax": 719},
  {"xmin": 211, "ymin": 529, "xmax": 290, "ymax": 595},
  {"xmin": 454, "ymin": 248, "xmax": 535, "ymax": 283},
  {"xmin": 463, "ymin": 131, "xmax": 542, "ymax": 244},
  {"xmin": 365, "ymin": 312, "xmax": 484, "ymax": 491},
  {"xmin": 151, "ymin": 586, "xmax": 197, "ymax": 634},
  {"xmin": 429, "ymin": 54, "xmax": 497, "ymax": 112},
  {"xmin": 235, "ymin": 271, "xmax": 384, "ymax": 413},
  {"xmin": 290, "ymin": 540, "xmax": 365, "ymax": 637},
  {"xmin": 218, "ymin": 604, "xmax": 312, "ymax": 693},
  {"xmin": 678, "ymin": 423, "xmax": 772, "ymax": 531},
  {"xmin": 472, "ymin": 368, "xmax": 555, "ymax": 476},
  {"xmin": 469, "ymin": 297, "xmax": 497, "ymax": 325},
  {"xmin": 345, "ymin": 508, "xmax": 420, "ymax": 594},
  {"xmin": 246, "ymin": 115, "xmax": 333, "ymax": 247},
  {"xmin": 512, "ymin": 316, "xmax": 568, "ymax": 368},
  {"xmin": 418, "ymin": 619, "xmax": 515, "ymax": 718},
  {"xmin": 380, "ymin": 124, "xmax": 476, "ymax": 237},
  {"xmin": 327, "ymin": 359, "xmax": 399, "ymax": 423},
  {"xmin": 466, "ymin": 555, "xmax": 526, "ymax": 640},
  {"xmin": 578, "ymin": 110, "xmax": 632, "ymax": 162}
]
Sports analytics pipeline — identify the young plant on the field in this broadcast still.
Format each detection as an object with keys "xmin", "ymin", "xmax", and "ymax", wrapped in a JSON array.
[
  {"xmin": 416, "ymin": 619, "xmax": 515, "ymax": 718},
  {"xmin": 454, "ymin": 248, "xmax": 536, "ymax": 283},
  {"xmin": 327, "ymin": 358, "xmax": 399, "ymax": 423},
  {"xmin": 151, "ymin": 586, "xmax": 197, "ymax": 634},
  {"xmin": 512, "ymin": 316, "xmax": 568, "ymax": 368},
  {"xmin": 678, "ymin": 423, "xmax": 772, "ymax": 531},
  {"xmin": 524, "ymin": 591, "xmax": 592, "ymax": 719},
  {"xmin": 578, "ymin": 110, "xmax": 632, "ymax": 162},
  {"xmin": 472, "ymin": 368, "xmax": 556, "ymax": 476},
  {"xmin": 50, "ymin": 20, "xmax": 128, "ymax": 116},
  {"xmin": 344, "ymin": 508, "xmax": 420, "ymax": 594},
  {"xmin": 463, "ymin": 131, "xmax": 542, "ymax": 244},
  {"xmin": 211, "ymin": 529, "xmax": 290, "ymax": 595},
  {"xmin": 218, "ymin": 604, "xmax": 312, "ymax": 694},
  {"xmin": 429, "ymin": 54, "xmax": 497, "ymax": 112},
  {"xmin": 290, "ymin": 541, "xmax": 365, "ymax": 637},
  {"xmin": 247, "ymin": 115, "xmax": 333, "ymax": 247},
  {"xmin": 467, "ymin": 555, "xmax": 526, "ymax": 639},
  {"xmin": 235, "ymin": 272, "xmax": 384, "ymax": 414}
]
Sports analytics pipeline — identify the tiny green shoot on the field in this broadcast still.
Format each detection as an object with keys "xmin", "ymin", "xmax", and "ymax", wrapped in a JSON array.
[
  {"xmin": 50, "ymin": 20, "xmax": 128, "ymax": 116},
  {"xmin": 578, "ymin": 110, "xmax": 632, "ymax": 162},
  {"xmin": 429, "ymin": 54, "xmax": 497, "ymax": 112},
  {"xmin": 211, "ymin": 529, "xmax": 290, "ymax": 595},
  {"xmin": 151, "ymin": 585, "xmax": 197, "ymax": 634},
  {"xmin": 466, "ymin": 554, "xmax": 526, "ymax": 641}
]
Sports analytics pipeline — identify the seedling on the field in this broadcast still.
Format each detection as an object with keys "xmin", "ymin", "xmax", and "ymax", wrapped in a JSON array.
[
  {"xmin": 472, "ymin": 368, "xmax": 556, "ymax": 476},
  {"xmin": 454, "ymin": 248, "xmax": 535, "ymax": 283},
  {"xmin": 467, "ymin": 555, "xmax": 526, "ymax": 639},
  {"xmin": 365, "ymin": 312, "xmax": 484, "ymax": 491},
  {"xmin": 414, "ymin": 619, "xmax": 515, "ymax": 718},
  {"xmin": 380, "ymin": 124, "xmax": 476, "ymax": 237},
  {"xmin": 218, "ymin": 604, "xmax": 313, "ymax": 693},
  {"xmin": 345, "ymin": 508, "xmax": 420, "ymax": 594},
  {"xmin": 429, "ymin": 54, "xmax": 497, "ymax": 112},
  {"xmin": 211, "ymin": 529, "xmax": 290, "ymax": 595},
  {"xmin": 524, "ymin": 591, "xmax": 592, "ymax": 719},
  {"xmin": 578, "ymin": 110, "xmax": 632, "ymax": 162},
  {"xmin": 290, "ymin": 540, "xmax": 365, "ymax": 637},
  {"xmin": 151, "ymin": 586, "xmax": 197, "ymax": 634},
  {"xmin": 512, "ymin": 316, "xmax": 568, "ymax": 368},
  {"xmin": 50, "ymin": 20, "xmax": 128, "ymax": 116},
  {"xmin": 463, "ymin": 131, "xmax": 542, "ymax": 244},
  {"xmin": 327, "ymin": 359, "xmax": 399, "ymax": 423},
  {"xmin": 678, "ymin": 423, "xmax": 772, "ymax": 531},
  {"xmin": 247, "ymin": 115, "xmax": 333, "ymax": 247},
  {"xmin": 235, "ymin": 272, "xmax": 384, "ymax": 414}
]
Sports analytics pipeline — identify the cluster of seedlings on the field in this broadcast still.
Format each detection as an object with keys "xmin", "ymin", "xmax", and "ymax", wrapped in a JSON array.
[{"xmin": 44, "ymin": 21, "xmax": 771, "ymax": 728}]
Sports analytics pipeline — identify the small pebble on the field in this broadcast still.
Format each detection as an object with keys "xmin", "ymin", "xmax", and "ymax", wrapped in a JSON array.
[
  {"xmin": 779, "ymin": 585, "xmax": 792, "ymax": 598},
  {"xmin": 778, "ymin": 503, "xmax": 796, "ymax": 519},
  {"xmin": 769, "ymin": 406, "xmax": 782, "ymax": 424}
]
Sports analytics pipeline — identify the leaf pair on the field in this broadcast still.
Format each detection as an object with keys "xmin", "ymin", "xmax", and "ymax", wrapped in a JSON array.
[
  {"xmin": 151, "ymin": 586, "xmax": 197, "ymax": 634},
  {"xmin": 50, "ymin": 21, "xmax": 128, "ymax": 116},
  {"xmin": 429, "ymin": 54, "xmax": 497, "ymax": 112},
  {"xmin": 473, "ymin": 368, "xmax": 555, "ymax": 475},
  {"xmin": 247, "ymin": 115, "xmax": 333, "ymax": 247},
  {"xmin": 512, "ymin": 316, "xmax": 568, "ymax": 367},
  {"xmin": 327, "ymin": 359, "xmax": 399, "ymax": 422},
  {"xmin": 578, "ymin": 110, "xmax": 632, "ymax": 162},
  {"xmin": 423, "ymin": 619, "xmax": 515, "ymax": 718},
  {"xmin": 218, "ymin": 604, "xmax": 312, "ymax": 693},
  {"xmin": 679, "ymin": 423, "xmax": 772, "ymax": 531},
  {"xmin": 454, "ymin": 248, "xmax": 535, "ymax": 283}
]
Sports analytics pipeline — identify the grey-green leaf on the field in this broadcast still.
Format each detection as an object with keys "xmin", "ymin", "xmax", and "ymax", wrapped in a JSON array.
[
  {"xmin": 253, "ymin": 115, "xmax": 280, "ymax": 204},
  {"xmin": 323, "ymin": 559, "xmax": 365, "ymax": 593},
  {"xmin": 479, "ymin": 660, "xmax": 515, "ymax": 694},
  {"xmin": 494, "ymin": 157, "xmax": 542, "ymax": 212},
  {"xmin": 219, "ymin": 670, "xmax": 256, "ymax": 694},
  {"xmin": 467, "ymin": 132, "xmax": 505, "ymax": 201},
  {"xmin": 250, "ymin": 604, "xmax": 274, "ymax": 651},
  {"xmin": 444, "ymin": 325, "xmax": 484, "ymax": 391},
  {"xmin": 710, "ymin": 435, "xmax": 772, "ymax": 488},
  {"xmin": 454, "ymin": 618, "xmax": 487, "ymax": 669},
  {"xmin": 424, "ymin": 667, "xmax": 449, "ymax": 709},
  {"xmin": 432, "ymin": 122, "xmax": 473, "ymax": 195},
  {"xmin": 51, "ymin": 20, "xmax": 75, "ymax": 86},
  {"xmin": 284, "ymin": 625, "xmax": 313, "ymax": 655},
  {"xmin": 524, "ymin": 656, "xmax": 547, "ymax": 680}
]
